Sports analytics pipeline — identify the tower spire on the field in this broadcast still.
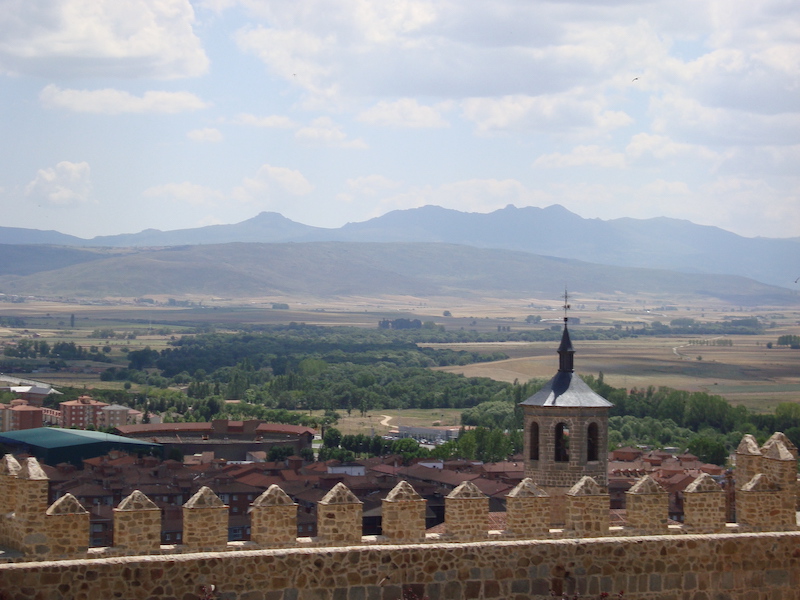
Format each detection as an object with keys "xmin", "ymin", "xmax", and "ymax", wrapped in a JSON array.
[{"xmin": 558, "ymin": 289, "xmax": 574, "ymax": 372}]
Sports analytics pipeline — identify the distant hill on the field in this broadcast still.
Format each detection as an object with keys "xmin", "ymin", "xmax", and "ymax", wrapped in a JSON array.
[
  {"xmin": 327, "ymin": 205, "xmax": 800, "ymax": 288},
  {"xmin": 0, "ymin": 245, "xmax": 121, "ymax": 276},
  {"xmin": 88, "ymin": 212, "xmax": 325, "ymax": 247},
  {"xmin": 1, "ymin": 205, "xmax": 798, "ymax": 287},
  {"xmin": 0, "ymin": 226, "xmax": 85, "ymax": 246},
  {"xmin": 0, "ymin": 242, "xmax": 794, "ymax": 306}
]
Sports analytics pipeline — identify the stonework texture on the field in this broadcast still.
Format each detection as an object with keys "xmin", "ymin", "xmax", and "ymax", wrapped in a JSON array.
[
  {"xmin": 4, "ymin": 532, "xmax": 800, "ymax": 600},
  {"xmin": 505, "ymin": 478, "xmax": 550, "ymax": 538},
  {"xmin": 317, "ymin": 483, "xmax": 363, "ymax": 546},
  {"xmin": 683, "ymin": 474, "xmax": 727, "ymax": 533},
  {"xmin": 445, "ymin": 481, "xmax": 489, "ymax": 541},
  {"xmin": 182, "ymin": 487, "xmax": 230, "ymax": 551},
  {"xmin": 381, "ymin": 481, "xmax": 426, "ymax": 542},
  {"xmin": 250, "ymin": 485, "xmax": 299, "ymax": 546},
  {"xmin": 523, "ymin": 407, "xmax": 609, "ymax": 488},
  {"xmin": 114, "ymin": 490, "xmax": 162, "ymax": 554},
  {"xmin": 2, "ymin": 431, "xmax": 800, "ymax": 600},
  {"xmin": 737, "ymin": 474, "xmax": 796, "ymax": 532},
  {"xmin": 625, "ymin": 475, "xmax": 669, "ymax": 534}
]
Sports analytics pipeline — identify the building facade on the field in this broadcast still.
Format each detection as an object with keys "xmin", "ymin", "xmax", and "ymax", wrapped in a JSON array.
[
  {"xmin": 60, "ymin": 396, "xmax": 109, "ymax": 429},
  {"xmin": 520, "ymin": 322, "xmax": 612, "ymax": 525}
]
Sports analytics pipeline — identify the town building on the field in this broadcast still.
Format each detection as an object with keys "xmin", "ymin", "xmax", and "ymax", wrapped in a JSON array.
[
  {"xmin": 60, "ymin": 395, "xmax": 109, "ymax": 428},
  {"xmin": 0, "ymin": 375, "xmax": 62, "ymax": 406},
  {"xmin": 520, "ymin": 313, "xmax": 612, "ymax": 525},
  {"xmin": 115, "ymin": 419, "xmax": 315, "ymax": 461}
]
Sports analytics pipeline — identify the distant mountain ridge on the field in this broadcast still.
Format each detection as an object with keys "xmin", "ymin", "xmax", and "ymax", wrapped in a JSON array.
[
  {"xmin": 0, "ymin": 242, "xmax": 794, "ymax": 305},
  {"xmin": 2, "ymin": 205, "xmax": 798, "ymax": 287}
]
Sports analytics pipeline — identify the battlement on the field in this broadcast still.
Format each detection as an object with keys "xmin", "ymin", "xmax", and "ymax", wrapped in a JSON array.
[{"xmin": 0, "ymin": 433, "xmax": 798, "ymax": 599}]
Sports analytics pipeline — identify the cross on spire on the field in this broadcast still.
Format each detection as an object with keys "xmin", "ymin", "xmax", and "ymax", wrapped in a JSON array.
[{"xmin": 563, "ymin": 288, "xmax": 570, "ymax": 324}]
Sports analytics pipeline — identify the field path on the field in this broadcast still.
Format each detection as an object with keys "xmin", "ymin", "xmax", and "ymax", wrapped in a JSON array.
[
  {"xmin": 673, "ymin": 336, "xmax": 725, "ymax": 358},
  {"xmin": 379, "ymin": 415, "xmax": 393, "ymax": 427}
]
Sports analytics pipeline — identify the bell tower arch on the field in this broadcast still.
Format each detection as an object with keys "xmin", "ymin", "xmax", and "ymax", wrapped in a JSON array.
[{"xmin": 520, "ymin": 292, "xmax": 612, "ymax": 525}]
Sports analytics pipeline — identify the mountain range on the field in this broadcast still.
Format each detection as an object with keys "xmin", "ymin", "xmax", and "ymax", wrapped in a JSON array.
[
  {"xmin": 0, "ymin": 242, "xmax": 794, "ymax": 305},
  {"xmin": 1, "ymin": 205, "xmax": 798, "ymax": 302}
]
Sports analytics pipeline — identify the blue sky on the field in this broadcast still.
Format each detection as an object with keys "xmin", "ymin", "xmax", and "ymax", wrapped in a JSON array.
[{"xmin": 1, "ymin": 0, "xmax": 799, "ymax": 239}]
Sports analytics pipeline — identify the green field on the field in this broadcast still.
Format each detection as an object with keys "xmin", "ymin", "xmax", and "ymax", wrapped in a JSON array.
[
  {"xmin": 305, "ymin": 409, "xmax": 465, "ymax": 436},
  {"xmin": 432, "ymin": 333, "xmax": 800, "ymax": 412},
  {"xmin": 2, "ymin": 299, "xmax": 799, "ymax": 417}
]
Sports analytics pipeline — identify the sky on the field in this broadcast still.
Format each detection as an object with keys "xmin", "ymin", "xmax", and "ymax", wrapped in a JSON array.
[{"xmin": 1, "ymin": 0, "xmax": 799, "ymax": 240}]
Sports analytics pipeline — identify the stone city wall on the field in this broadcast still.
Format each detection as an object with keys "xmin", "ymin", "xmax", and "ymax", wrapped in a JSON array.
[
  {"xmin": 1, "ymin": 532, "xmax": 800, "ymax": 600},
  {"xmin": 0, "ymin": 433, "xmax": 798, "ymax": 599}
]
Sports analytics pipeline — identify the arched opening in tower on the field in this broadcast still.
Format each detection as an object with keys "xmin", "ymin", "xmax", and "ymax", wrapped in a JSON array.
[
  {"xmin": 587, "ymin": 422, "xmax": 599, "ymax": 462},
  {"xmin": 529, "ymin": 422, "xmax": 539, "ymax": 461},
  {"xmin": 555, "ymin": 423, "xmax": 570, "ymax": 462}
]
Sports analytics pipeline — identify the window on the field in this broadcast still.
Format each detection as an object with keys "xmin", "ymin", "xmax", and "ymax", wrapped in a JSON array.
[
  {"xmin": 529, "ymin": 422, "xmax": 540, "ymax": 461},
  {"xmin": 232, "ymin": 495, "xmax": 238, "ymax": 501},
  {"xmin": 587, "ymin": 422, "xmax": 599, "ymax": 462},
  {"xmin": 555, "ymin": 423, "xmax": 570, "ymax": 462}
]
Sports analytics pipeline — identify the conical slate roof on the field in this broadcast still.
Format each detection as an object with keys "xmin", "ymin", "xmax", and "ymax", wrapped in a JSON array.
[{"xmin": 520, "ymin": 324, "xmax": 612, "ymax": 408}]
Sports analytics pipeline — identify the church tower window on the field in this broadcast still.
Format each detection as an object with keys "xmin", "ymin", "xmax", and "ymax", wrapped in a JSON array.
[
  {"xmin": 555, "ymin": 422, "xmax": 570, "ymax": 462},
  {"xmin": 529, "ymin": 422, "xmax": 540, "ymax": 460},
  {"xmin": 587, "ymin": 422, "xmax": 599, "ymax": 462}
]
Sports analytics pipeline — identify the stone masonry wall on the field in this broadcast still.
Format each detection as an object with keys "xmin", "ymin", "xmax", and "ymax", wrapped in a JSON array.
[
  {"xmin": 2, "ymin": 532, "xmax": 800, "ymax": 600},
  {"xmin": 1, "ymin": 432, "xmax": 799, "ymax": 600}
]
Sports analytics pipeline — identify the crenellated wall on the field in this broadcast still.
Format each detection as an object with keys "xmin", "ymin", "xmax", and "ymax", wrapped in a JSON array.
[{"xmin": 0, "ymin": 433, "xmax": 798, "ymax": 599}]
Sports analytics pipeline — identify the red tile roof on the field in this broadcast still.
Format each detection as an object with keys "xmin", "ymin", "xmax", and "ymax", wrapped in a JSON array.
[
  {"xmin": 116, "ymin": 423, "xmax": 212, "ymax": 434},
  {"xmin": 255, "ymin": 423, "xmax": 316, "ymax": 436}
]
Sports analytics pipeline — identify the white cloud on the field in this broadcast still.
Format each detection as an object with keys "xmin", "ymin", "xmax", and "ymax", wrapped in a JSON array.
[
  {"xmin": 25, "ymin": 161, "xmax": 93, "ymax": 206},
  {"xmin": 187, "ymin": 128, "xmax": 223, "ymax": 142},
  {"xmin": 229, "ymin": 1, "xmax": 677, "ymax": 105},
  {"xmin": 357, "ymin": 99, "xmax": 450, "ymax": 128},
  {"xmin": 346, "ymin": 175, "xmax": 401, "ymax": 196},
  {"xmin": 461, "ymin": 94, "xmax": 632, "ymax": 136},
  {"xmin": 534, "ymin": 146, "xmax": 626, "ymax": 169},
  {"xmin": 259, "ymin": 165, "xmax": 315, "ymax": 196},
  {"xmin": 234, "ymin": 26, "xmax": 336, "ymax": 99},
  {"xmin": 144, "ymin": 165, "xmax": 314, "ymax": 213},
  {"xmin": 40, "ymin": 84, "xmax": 209, "ymax": 114},
  {"xmin": 626, "ymin": 133, "xmax": 718, "ymax": 162},
  {"xmin": 651, "ymin": 94, "xmax": 800, "ymax": 146},
  {"xmin": 232, "ymin": 164, "xmax": 314, "ymax": 203},
  {"xmin": 0, "ymin": 0, "xmax": 208, "ymax": 79},
  {"xmin": 143, "ymin": 182, "xmax": 223, "ymax": 206},
  {"xmin": 232, "ymin": 113, "xmax": 296, "ymax": 128},
  {"xmin": 294, "ymin": 117, "xmax": 367, "ymax": 148},
  {"xmin": 641, "ymin": 179, "xmax": 691, "ymax": 196}
]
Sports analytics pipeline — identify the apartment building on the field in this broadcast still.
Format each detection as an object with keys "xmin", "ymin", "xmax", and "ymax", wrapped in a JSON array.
[{"xmin": 60, "ymin": 395, "xmax": 109, "ymax": 428}]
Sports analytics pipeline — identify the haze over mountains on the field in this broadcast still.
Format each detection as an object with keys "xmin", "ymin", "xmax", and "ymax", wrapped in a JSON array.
[{"xmin": 1, "ymin": 205, "xmax": 798, "ymax": 303}]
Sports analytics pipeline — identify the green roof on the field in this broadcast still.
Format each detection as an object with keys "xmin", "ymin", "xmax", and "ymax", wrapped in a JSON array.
[{"xmin": 0, "ymin": 427, "xmax": 161, "ymax": 449}]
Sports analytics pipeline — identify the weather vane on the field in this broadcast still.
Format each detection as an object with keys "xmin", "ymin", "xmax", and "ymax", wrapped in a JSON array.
[{"xmin": 563, "ymin": 288, "xmax": 570, "ymax": 324}]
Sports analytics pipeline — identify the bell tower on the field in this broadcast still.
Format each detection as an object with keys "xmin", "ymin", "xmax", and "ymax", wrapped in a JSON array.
[{"xmin": 519, "ymin": 291, "xmax": 612, "ymax": 525}]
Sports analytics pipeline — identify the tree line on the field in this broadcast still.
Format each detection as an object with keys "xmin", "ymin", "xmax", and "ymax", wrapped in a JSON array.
[{"xmin": 3, "ymin": 339, "xmax": 112, "ymax": 363}]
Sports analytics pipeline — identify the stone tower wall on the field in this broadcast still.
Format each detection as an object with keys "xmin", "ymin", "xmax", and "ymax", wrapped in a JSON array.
[{"xmin": 523, "ymin": 407, "xmax": 609, "ymax": 489}]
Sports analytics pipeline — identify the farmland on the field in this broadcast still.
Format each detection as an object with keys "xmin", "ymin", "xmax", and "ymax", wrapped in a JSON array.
[{"xmin": 2, "ymin": 297, "xmax": 799, "ymax": 417}]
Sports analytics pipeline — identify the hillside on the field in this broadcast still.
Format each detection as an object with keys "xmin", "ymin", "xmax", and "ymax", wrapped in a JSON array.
[
  {"xmin": 0, "ymin": 245, "xmax": 122, "ymax": 276},
  {"xmin": 0, "ymin": 242, "xmax": 794, "ymax": 305},
  {"xmin": 1, "ymin": 205, "xmax": 797, "ymax": 287}
]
